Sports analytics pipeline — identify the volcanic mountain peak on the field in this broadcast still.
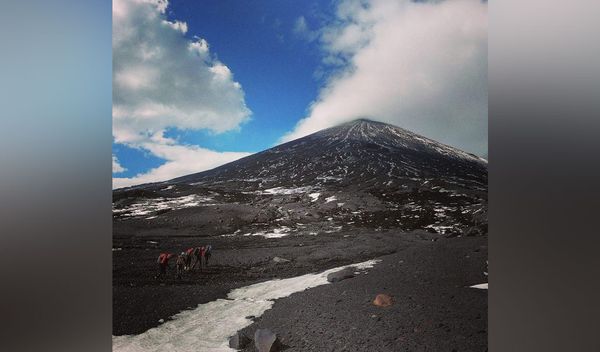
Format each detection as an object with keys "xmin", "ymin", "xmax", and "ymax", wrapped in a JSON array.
[
  {"xmin": 159, "ymin": 118, "xmax": 487, "ymax": 194},
  {"xmin": 114, "ymin": 118, "xmax": 488, "ymax": 238},
  {"xmin": 311, "ymin": 118, "xmax": 485, "ymax": 164}
]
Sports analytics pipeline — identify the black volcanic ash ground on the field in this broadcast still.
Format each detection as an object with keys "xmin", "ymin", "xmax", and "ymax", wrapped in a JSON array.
[{"xmin": 112, "ymin": 119, "xmax": 488, "ymax": 350}]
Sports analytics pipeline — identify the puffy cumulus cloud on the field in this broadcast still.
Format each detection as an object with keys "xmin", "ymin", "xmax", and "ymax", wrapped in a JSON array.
[
  {"xmin": 113, "ymin": 0, "xmax": 251, "ymax": 144},
  {"xmin": 283, "ymin": 0, "xmax": 488, "ymax": 156},
  {"xmin": 113, "ymin": 155, "xmax": 127, "ymax": 174},
  {"xmin": 112, "ymin": 143, "xmax": 250, "ymax": 189},
  {"xmin": 113, "ymin": 0, "xmax": 253, "ymax": 188}
]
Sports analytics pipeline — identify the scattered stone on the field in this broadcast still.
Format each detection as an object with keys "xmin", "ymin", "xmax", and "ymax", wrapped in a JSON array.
[
  {"xmin": 327, "ymin": 267, "xmax": 355, "ymax": 283},
  {"xmin": 254, "ymin": 329, "xmax": 281, "ymax": 352},
  {"xmin": 158, "ymin": 319, "xmax": 164, "ymax": 323},
  {"xmin": 373, "ymin": 293, "xmax": 394, "ymax": 307},
  {"xmin": 465, "ymin": 226, "xmax": 483, "ymax": 236},
  {"xmin": 272, "ymin": 256, "xmax": 290, "ymax": 263},
  {"xmin": 229, "ymin": 332, "xmax": 251, "ymax": 350},
  {"xmin": 444, "ymin": 231, "xmax": 460, "ymax": 238}
]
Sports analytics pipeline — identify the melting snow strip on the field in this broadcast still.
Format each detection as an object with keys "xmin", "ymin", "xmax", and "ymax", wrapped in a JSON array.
[
  {"xmin": 261, "ymin": 186, "xmax": 312, "ymax": 195},
  {"xmin": 113, "ymin": 195, "xmax": 214, "ymax": 218},
  {"xmin": 243, "ymin": 227, "xmax": 291, "ymax": 239},
  {"xmin": 113, "ymin": 259, "xmax": 381, "ymax": 352}
]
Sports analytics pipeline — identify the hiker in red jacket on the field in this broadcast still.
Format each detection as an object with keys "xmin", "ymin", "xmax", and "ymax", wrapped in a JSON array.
[
  {"xmin": 200, "ymin": 246, "xmax": 207, "ymax": 270},
  {"xmin": 156, "ymin": 253, "xmax": 174, "ymax": 278}
]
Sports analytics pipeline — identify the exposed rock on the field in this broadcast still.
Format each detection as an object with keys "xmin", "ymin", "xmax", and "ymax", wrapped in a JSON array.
[
  {"xmin": 370, "ymin": 314, "xmax": 382, "ymax": 322},
  {"xmin": 465, "ymin": 226, "xmax": 482, "ymax": 236},
  {"xmin": 228, "ymin": 332, "xmax": 251, "ymax": 350},
  {"xmin": 327, "ymin": 267, "xmax": 355, "ymax": 283},
  {"xmin": 444, "ymin": 232, "xmax": 460, "ymax": 238},
  {"xmin": 373, "ymin": 293, "xmax": 394, "ymax": 307},
  {"xmin": 254, "ymin": 328, "xmax": 281, "ymax": 352}
]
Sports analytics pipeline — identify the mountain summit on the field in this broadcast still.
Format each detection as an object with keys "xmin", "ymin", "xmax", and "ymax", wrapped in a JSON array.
[
  {"xmin": 173, "ymin": 118, "xmax": 487, "ymax": 190},
  {"xmin": 114, "ymin": 119, "xmax": 487, "ymax": 237}
]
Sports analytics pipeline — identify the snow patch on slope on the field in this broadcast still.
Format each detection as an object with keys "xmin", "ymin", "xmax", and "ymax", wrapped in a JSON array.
[
  {"xmin": 470, "ymin": 283, "xmax": 488, "ymax": 290},
  {"xmin": 113, "ymin": 259, "xmax": 381, "ymax": 352},
  {"xmin": 244, "ymin": 226, "xmax": 291, "ymax": 239},
  {"xmin": 325, "ymin": 195, "xmax": 337, "ymax": 203},
  {"xmin": 113, "ymin": 195, "xmax": 213, "ymax": 217},
  {"xmin": 262, "ymin": 186, "xmax": 312, "ymax": 195}
]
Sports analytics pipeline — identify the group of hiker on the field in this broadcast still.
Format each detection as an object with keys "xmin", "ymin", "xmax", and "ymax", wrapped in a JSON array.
[{"xmin": 156, "ymin": 245, "xmax": 212, "ymax": 280}]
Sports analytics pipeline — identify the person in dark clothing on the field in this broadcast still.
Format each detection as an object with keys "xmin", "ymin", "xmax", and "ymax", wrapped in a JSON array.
[
  {"xmin": 205, "ymin": 244, "xmax": 212, "ymax": 266},
  {"xmin": 191, "ymin": 246, "xmax": 204, "ymax": 271},
  {"xmin": 191, "ymin": 247, "xmax": 201, "ymax": 269},
  {"xmin": 184, "ymin": 247, "xmax": 195, "ymax": 270},
  {"xmin": 156, "ymin": 253, "xmax": 174, "ymax": 278},
  {"xmin": 176, "ymin": 252, "xmax": 186, "ymax": 280}
]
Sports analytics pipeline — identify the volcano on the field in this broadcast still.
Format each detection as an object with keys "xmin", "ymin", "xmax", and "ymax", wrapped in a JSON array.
[
  {"xmin": 113, "ymin": 119, "xmax": 487, "ymax": 237},
  {"xmin": 113, "ymin": 119, "xmax": 488, "ymax": 345}
]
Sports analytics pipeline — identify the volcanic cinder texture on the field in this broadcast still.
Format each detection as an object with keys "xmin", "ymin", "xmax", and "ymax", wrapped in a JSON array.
[{"xmin": 113, "ymin": 119, "xmax": 487, "ymax": 350}]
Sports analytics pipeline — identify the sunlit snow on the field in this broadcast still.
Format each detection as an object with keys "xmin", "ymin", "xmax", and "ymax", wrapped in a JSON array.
[
  {"xmin": 113, "ymin": 195, "xmax": 213, "ymax": 218},
  {"xmin": 262, "ymin": 187, "xmax": 312, "ymax": 195},
  {"xmin": 244, "ymin": 226, "xmax": 291, "ymax": 239},
  {"xmin": 113, "ymin": 259, "xmax": 381, "ymax": 352},
  {"xmin": 308, "ymin": 193, "xmax": 320, "ymax": 202}
]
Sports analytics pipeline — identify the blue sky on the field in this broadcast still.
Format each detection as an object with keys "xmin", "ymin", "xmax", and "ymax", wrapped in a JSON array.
[
  {"xmin": 113, "ymin": 0, "xmax": 333, "ymax": 183},
  {"xmin": 162, "ymin": 0, "xmax": 328, "ymax": 152},
  {"xmin": 112, "ymin": 0, "xmax": 488, "ymax": 188}
]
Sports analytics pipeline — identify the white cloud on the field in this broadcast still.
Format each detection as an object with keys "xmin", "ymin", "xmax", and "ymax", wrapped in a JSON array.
[
  {"xmin": 113, "ymin": 0, "xmax": 253, "ymax": 188},
  {"xmin": 163, "ymin": 20, "xmax": 187, "ymax": 34},
  {"xmin": 293, "ymin": 16, "xmax": 319, "ymax": 42},
  {"xmin": 112, "ymin": 141, "xmax": 250, "ymax": 189},
  {"xmin": 113, "ymin": 0, "xmax": 251, "ymax": 144},
  {"xmin": 209, "ymin": 63, "xmax": 232, "ymax": 80},
  {"xmin": 283, "ymin": 0, "xmax": 488, "ymax": 156},
  {"xmin": 113, "ymin": 155, "xmax": 127, "ymax": 174}
]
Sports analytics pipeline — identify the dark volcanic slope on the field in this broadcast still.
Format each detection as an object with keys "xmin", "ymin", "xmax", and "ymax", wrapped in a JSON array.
[
  {"xmin": 113, "ymin": 119, "xmax": 487, "ymax": 237},
  {"xmin": 174, "ymin": 118, "xmax": 486, "ymax": 190},
  {"xmin": 113, "ymin": 119, "xmax": 488, "ymax": 339}
]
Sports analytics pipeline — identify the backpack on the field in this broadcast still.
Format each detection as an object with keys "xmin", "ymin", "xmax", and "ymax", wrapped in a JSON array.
[
  {"xmin": 158, "ymin": 253, "xmax": 167, "ymax": 264},
  {"xmin": 177, "ymin": 255, "xmax": 185, "ymax": 265}
]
